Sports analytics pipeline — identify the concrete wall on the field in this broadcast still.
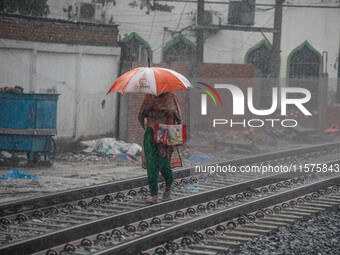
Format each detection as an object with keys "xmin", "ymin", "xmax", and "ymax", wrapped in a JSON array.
[
  {"xmin": 0, "ymin": 39, "xmax": 120, "ymax": 138},
  {"xmin": 0, "ymin": 13, "xmax": 120, "ymax": 139},
  {"xmin": 47, "ymin": 0, "xmax": 340, "ymax": 83}
]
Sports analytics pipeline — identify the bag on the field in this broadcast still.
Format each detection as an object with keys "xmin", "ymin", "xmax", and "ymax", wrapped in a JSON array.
[{"xmin": 154, "ymin": 123, "xmax": 187, "ymax": 146}]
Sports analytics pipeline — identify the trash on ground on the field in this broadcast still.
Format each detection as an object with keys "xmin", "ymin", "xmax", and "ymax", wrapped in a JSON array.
[
  {"xmin": 186, "ymin": 153, "xmax": 215, "ymax": 163},
  {"xmin": 0, "ymin": 86, "xmax": 24, "ymax": 93},
  {"xmin": 0, "ymin": 168, "xmax": 41, "ymax": 180},
  {"xmin": 112, "ymin": 153, "xmax": 138, "ymax": 161},
  {"xmin": 324, "ymin": 124, "xmax": 340, "ymax": 133},
  {"xmin": 80, "ymin": 138, "xmax": 142, "ymax": 156},
  {"xmin": 186, "ymin": 187, "xmax": 200, "ymax": 192},
  {"xmin": 0, "ymin": 151, "xmax": 12, "ymax": 158}
]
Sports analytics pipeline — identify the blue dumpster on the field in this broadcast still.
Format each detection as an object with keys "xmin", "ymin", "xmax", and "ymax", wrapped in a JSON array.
[{"xmin": 0, "ymin": 92, "xmax": 59, "ymax": 164}]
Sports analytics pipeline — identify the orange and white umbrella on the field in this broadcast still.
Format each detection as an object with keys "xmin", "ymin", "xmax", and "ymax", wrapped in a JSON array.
[{"xmin": 107, "ymin": 67, "xmax": 192, "ymax": 96}]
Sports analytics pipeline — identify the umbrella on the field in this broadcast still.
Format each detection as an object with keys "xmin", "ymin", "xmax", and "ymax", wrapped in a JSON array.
[{"xmin": 107, "ymin": 67, "xmax": 192, "ymax": 96}]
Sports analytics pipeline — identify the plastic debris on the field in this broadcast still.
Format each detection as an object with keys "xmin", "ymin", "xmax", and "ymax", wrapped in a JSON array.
[
  {"xmin": 263, "ymin": 127, "xmax": 279, "ymax": 139},
  {"xmin": 80, "ymin": 138, "xmax": 142, "ymax": 156},
  {"xmin": 186, "ymin": 187, "xmax": 200, "ymax": 192},
  {"xmin": 113, "ymin": 153, "xmax": 138, "ymax": 161},
  {"xmin": 324, "ymin": 124, "xmax": 340, "ymax": 133},
  {"xmin": 0, "ymin": 168, "xmax": 41, "ymax": 180},
  {"xmin": 186, "ymin": 153, "xmax": 215, "ymax": 163},
  {"xmin": 0, "ymin": 86, "xmax": 24, "ymax": 93},
  {"xmin": 1, "ymin": 151, "xmax": 12, "ymax": 158}
]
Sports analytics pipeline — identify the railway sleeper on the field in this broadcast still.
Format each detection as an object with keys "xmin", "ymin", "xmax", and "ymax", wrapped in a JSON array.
[
  {"xmin": 294, "ymin": 205, "xmax": 327, "ymax": 211},
  {"xmin": 177, "ymin": 248, "xmax": 216, "ymax": 255},
  {"xmin": 242, "ymin": 223, "xmax": 279, "ymax": 231},
  {"xmin": 188, "ymin": 243, "xmax": 230, "ymax": 252},
  {"xmin": 305, "ymin": 200, "xmax": 339, "ymax": 206},
  {"xmin": 39, "ymin": 217, "xmax": 82, "ymax": 224},
  {"xmin": 212, "ymin": 234, "xmax": 251, "ymax": 243},
  {"xmin": 264, "ymin": 213, "xmax": 302, "ymax": 220},
  {"xmin": 282, "ymin": 207, "xmax": 322, "ymax": 213},
  {"xmin": 232, "ymin": 227, "xmax": 270, "ymax": 235},
  {"xmin": 277, "ymin": 210, "xmax": 312, "ymax": 217},
  {"xmin": 256, "ymin": 219, "xmax": 294, "ymax": 226},
  {"xmin": 202, "ymin": 238, "xmax": 241, "ymax": 248}
]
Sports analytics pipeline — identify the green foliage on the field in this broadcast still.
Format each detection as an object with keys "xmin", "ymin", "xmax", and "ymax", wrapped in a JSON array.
[{"xmin": 0, "ymin": 0, "xmax": 50, "ymax": 16}]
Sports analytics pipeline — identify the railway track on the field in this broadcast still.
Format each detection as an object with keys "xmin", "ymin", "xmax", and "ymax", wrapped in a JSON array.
[
  {"xmin": 144, "ymin": 182, "xmax": 340, "ymax": 255},
  {"xmin": 0, "ymin": 142, "xmax": 339, "ymax": 254},
  {"xmin": 36, "ymin": 172, "xmax": 340, "ymax": 255},
  {"xmin": 2, "ymin": 142, "xmax": 340, "ymax": 217}
]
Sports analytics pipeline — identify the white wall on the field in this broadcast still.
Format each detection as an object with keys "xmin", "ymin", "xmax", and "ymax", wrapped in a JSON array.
[
  {"xmin": 47, "ymin": 0, "xmax": 340, "ymax": 82},
  {"xmin": 0, "ymin": 39, "xmax": 120, "ymax": 138}
]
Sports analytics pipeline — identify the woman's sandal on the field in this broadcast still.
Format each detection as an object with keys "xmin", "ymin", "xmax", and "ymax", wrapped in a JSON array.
[
  {"xmin": 146, "ymin": 195, "xmax": 158, "ymax": 203},
  {"xmin": 163, "ymin": 183, "xmax": 174, "ymax": 199}
]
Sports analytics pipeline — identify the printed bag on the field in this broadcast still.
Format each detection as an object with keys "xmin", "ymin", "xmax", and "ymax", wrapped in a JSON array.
[{"xmin": 154, "ymin": 123, "xmax": 187, "ymax": 146}]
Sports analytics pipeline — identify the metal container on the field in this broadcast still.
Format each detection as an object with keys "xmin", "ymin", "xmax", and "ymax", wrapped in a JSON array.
[{"xmin": 0, "ymin": 92, "xmax": 59, "ymax": 164}]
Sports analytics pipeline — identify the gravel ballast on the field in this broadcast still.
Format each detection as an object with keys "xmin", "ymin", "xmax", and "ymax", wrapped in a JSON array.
[{"xmin": 228, "ymin": 209, "xmax": 340, "ymax": 255}]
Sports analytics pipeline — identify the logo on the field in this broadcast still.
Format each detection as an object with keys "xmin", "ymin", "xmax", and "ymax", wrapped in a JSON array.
[
  {"xmin": 198, "ymin": 83, "xmax": 312, "ymax": 128},
  {"xmin": 196, "ymin": 82, "xmax": 223, "ymax": 115}
]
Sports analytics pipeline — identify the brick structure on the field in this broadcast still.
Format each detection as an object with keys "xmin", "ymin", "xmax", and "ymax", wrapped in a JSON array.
[
  {"xmin": 197, "ymin": 63, "xmax": 254, "ymax": 79},
  {"xmin": 193, "ymin": 62, "xmax": 254, "ymax": 132},
  {"xmin": 327, "ymin": 106, "xmax": 340, "ymax": 128},
  {"xmin": 0, "ymin": 13, "xmax": 118, "ymax": 46}
]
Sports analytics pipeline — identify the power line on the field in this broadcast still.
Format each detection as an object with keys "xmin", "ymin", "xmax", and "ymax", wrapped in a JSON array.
[
  {"xmin": 156, "ymin": 0, "xmax": 340, "ymax": 8},
  {"xmin": 204, "ymin": 10, "xmax": 276, "ymax": 53},
  {"xmin": 174, "ymin": 2, "xmax": 189, "ymax": 31},
  {"xmin": 147, "ymin": 12, "xmax": 157, "ymax": 42}
]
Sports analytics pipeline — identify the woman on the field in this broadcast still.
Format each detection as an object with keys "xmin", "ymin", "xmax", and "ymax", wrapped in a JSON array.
[{"xmin": 138, "ymin": 92, "xmax": 182, "ymax": 202}]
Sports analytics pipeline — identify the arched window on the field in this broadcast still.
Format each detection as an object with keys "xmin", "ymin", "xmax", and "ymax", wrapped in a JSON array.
[
  {"xmin": 121, "ymin": 33, "xmax": 152, "ymax": 72},
  {"xmin": 287, "ymin": 41, "xmax": 322, "ymax": 110},
  {"xmin": 245, "ymin": 39, "xmax": 272, "ymax": 78},
  {"xmin": 245, "ymin": 40, "xmax": 273, "ymax": 109},
  {"xmin": 162, "ymin": 35, "xmax": 196, "ymax": 62}
]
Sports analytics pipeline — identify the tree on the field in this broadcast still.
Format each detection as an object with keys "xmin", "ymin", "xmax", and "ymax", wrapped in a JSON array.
[{"xmin": 0, "ymin": 0, "xmax": 49, "ymax": 17}]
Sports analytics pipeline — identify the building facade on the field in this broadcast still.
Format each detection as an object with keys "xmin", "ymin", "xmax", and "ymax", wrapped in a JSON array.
[{"xmin": 0, "ymin": 14, "xmax": 120, "ymax": 138}]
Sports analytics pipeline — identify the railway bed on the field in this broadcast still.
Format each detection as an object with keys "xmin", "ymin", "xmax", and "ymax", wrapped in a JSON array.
[
  {"xmin": 0, "ymin": 143, "xmax": 340, "ymax": 254},
  {"xmin": 37, "ymin": 172, "xmax": 339, "ymax": 255}
]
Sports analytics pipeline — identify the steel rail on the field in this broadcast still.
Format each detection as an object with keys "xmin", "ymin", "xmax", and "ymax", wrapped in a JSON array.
[
  {"xmin": 1, "ymin": 141, "xmax": 339, "ymax": 216},
  {"xmin": 100, "ymin": 174, "xmax": 340, "ymax": 255},
  {"xmin": 33, "ymin": 175, "xmax": 309, "ymax": 255},
  {"xmin": 0, "ymin": 171, "xmax": 294, "ymax": 254},
  {"xmin": 149, "ymin": 189, "xmax": 340, "ymax": 254},
  {"xmin": 1, "ymin": 155, "xmax": 339, "ymax": 255}
]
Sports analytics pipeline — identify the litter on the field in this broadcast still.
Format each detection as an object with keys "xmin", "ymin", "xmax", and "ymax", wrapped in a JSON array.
[
  {"xmin": 0, "ymin": 168, "xmax": 41, "ymax": 180},
  {"xmin": 186, "ymin": 187, "xmax": 200, "ymax": 192},
  {"xmin": 0, "ymin": 86, "xmax": 24, "ymax": 93},
  {"xmin": 186, "ymin": 153, "xmax": 215, "ymax": 163},
  {"xmin": 324, "ymin": 124, "xmax": 340, "ymax": 133},
  {"xmin": 112, "ymin": 153, "xmax": 138, "ymax": 161},
  {"xmin": 81, "ymin": 138, "xmax": 142, "ymax": 156}
]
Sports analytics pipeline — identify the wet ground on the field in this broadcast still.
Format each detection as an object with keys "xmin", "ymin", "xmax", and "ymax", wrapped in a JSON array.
[{"xmin": 1, "ymin": 132, "xmax": 339, "ymax": 204}]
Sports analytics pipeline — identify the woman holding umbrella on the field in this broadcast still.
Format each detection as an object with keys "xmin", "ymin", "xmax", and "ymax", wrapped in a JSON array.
[
  {"xmin": 138, "ymin": 92, "xmax": 182, "ymax": 202},
  {"xmin": 107, "ymin": 65, "xmax": 191, "ymax": 202}
]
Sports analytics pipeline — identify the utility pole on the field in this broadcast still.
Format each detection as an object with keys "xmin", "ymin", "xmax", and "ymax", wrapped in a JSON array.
[
  {"xmin": 270, "ymin": 0, "xmax": 283, "ymax": 78},
  {"xmin": 196, "ymin": 0, "xmax": 204, "ymax": 65},
  {"xmin": 337, "ymin": 37, "xmax": 340, "ymax": 102}
]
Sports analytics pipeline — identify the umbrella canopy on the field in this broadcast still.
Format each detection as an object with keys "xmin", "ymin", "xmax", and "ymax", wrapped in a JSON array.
[{"xmin": 107, "ymin": 67, "xmax": 192, "ymax": 96}]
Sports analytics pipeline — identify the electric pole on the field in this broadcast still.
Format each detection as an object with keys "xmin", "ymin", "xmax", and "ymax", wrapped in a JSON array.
[
  {"xmin": 337, "ymin": 37, "xmax": 340, "ymax": 102},
  {"xmin": 270, "ymin": 0, "xmax": 283, "ymax": 78},
  {"xmin": 196, "ymin": 0, "xmax": 204, "ymax": 65}
]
